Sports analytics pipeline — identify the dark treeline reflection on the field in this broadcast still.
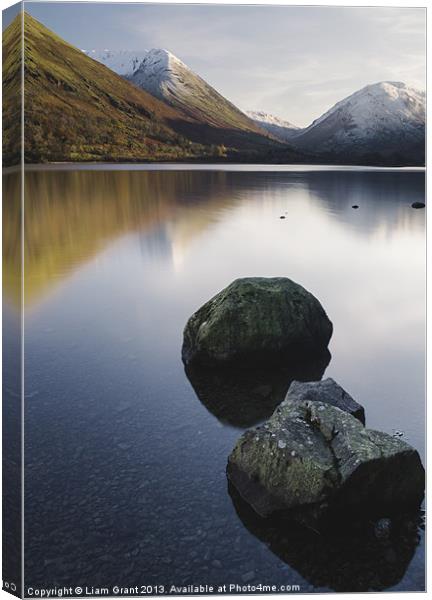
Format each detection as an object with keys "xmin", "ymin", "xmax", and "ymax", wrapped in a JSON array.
[{"xmin": 6, "ymin": 168, "xmax": 424, "ymax": 306}]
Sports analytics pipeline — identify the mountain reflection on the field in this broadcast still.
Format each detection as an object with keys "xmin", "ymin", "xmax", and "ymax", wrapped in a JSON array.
[
  {"xmin": 3, "ymin": 168, "xmax": 424, "ymax": 307},
  {"xmin": 8, "ymin": 169, "xmax": 237, "ymax": 305}
]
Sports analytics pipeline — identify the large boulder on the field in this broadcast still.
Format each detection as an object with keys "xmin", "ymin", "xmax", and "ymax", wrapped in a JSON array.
[
  {"xmin": 227, "ymin": 396, "xmax": 424, "ymax": 525},
  {"xmin": 182, "ymin": 277, "xmax": 333, "ymax": 367},
  {"xmin": 286, "ymin": 378, "xmax": 365, "ymax": 424}
]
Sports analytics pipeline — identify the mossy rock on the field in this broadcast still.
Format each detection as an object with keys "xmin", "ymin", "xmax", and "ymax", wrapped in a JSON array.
[
  {"xmin": 182, "ymin": 277, "xmax": 333, "ymax": 367},
  {"xmin": 227, "ymin": 396, "xmax": 424, "ymax": 524}
]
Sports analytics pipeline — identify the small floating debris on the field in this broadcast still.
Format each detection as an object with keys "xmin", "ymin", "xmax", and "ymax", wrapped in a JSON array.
[
  {"xmin": 392, "ymin": 430, "xmax": 404, "ymax": 438},
  {"xmin": 280, "ymin": 215, "xmax": 286, "ymax": 219},
  {"xmin": 411, "ymin": 202, "xmax": 425, "ymax": 209},
  {"xmin": 277, "ymin": 440, "xmax": 287, "ymax": 449},
  {"xmin": 352, "ymin": 205, "xmax": 359, "ymax": 209}
]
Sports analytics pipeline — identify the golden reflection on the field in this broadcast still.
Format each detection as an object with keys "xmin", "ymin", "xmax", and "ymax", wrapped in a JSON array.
[
  {"xmin": 2, "ymin": 169, "xmax": 424, "ymax": 308},
  {"xmin": 3, "ymin": 171, "xmax": 22, "ymax": 308},
  {"xmin": 17, "ymin": 170, "xmax": 235, "ymax": 306}
]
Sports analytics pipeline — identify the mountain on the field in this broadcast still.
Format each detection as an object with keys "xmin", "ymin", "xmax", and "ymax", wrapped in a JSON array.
[
  {"xmin": 2, "ymin": 9, "xmax": 22, "ymax": 166},
  {"xmin": 82, "ymin": 49, "xmax": 148, "ymax": 76},
  {"xmin": 128, "ymin": 48, "xmax": 277, "ymax": 150},
  {"xmin": 246, "ymin": 111, "xmax": 301, "ymax": 142},
  {"xmin": 292, "ymin": 81, "xmax": 425, "ymax": 165},
  {"xmin": 4, "ymin": 13, "xmax": 218, "ymax": 166}
]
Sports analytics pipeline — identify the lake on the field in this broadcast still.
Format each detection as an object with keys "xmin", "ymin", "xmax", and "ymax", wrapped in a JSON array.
[{"xmin": 4, "ymin": 166, "xmax": 425, "ymax": 593}]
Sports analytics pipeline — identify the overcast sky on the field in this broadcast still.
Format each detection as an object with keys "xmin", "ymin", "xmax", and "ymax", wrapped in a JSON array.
[{"xmin": 18, "ymin": 2, "xmax": 427, "ymax": 126}]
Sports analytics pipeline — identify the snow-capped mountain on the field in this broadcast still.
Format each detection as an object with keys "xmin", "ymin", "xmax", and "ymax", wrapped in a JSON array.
[
  {"xmin": 83, "ymin": 49, "xmax": 148, "ymax": 76},
  {"xmin": 129, "ymin": 49, "xmax": 266, "ymax": 135},
  {"xmin": 246, "ymin": 111, "xmax": 301, "ymax": 142},
  {"xmin": 293, "ymin": 81, "xmax": 425, "ymax": 162}
]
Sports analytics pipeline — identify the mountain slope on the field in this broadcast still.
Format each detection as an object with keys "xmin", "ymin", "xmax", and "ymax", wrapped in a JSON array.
[
  {"xmin": 293, "ymin": 81, "xmax": 425, "ymax": 165},
  {"xmin": 82, "ymin": 49, "xmax": 148, "ymax": 76},
  {"xmin": 14, "ymin": 13, "xmax": 214, "ymax": 164},
  {"xmin": 246, "ymin": 111, "xmax": 301, "ymax": 142},
  {"xmin": 2, "ymin": 10, "xmax": 22, "ymax": 166},
  {"xmin": 128, "ymin": 49, "xmax": 277, "ymax": 150}
]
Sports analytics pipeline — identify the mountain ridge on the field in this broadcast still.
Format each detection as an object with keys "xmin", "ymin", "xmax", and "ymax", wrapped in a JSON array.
[
  {"xmin": 82, "ymin": 49, "xmax": 148, "ymax": 76},
  {"xmin": 128, "ymin": 48, "xmax": 279, "ymax": 150}
]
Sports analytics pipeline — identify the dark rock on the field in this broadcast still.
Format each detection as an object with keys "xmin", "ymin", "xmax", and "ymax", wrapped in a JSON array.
[
  {"xmin": 411, "ymin": 202, "xmax": 425, "ymax": 209},
  {"xmin": 279, "ymin": 215, "xmax": 286, "ymax": 219},
  {"xmin": 285, "ymin": 378, "xmax": 365, "ymax": 424},
  {"xmin": 227, "ymin": 398, "xmax": 424, "ymax": 523},
  {"xmin": 185, "ymin": 350, "xmax": 331, "ymax": 427},
  {"xmin": 229, "ymin": 482, "xmax": 423, "ymax": 592},
  {"xmin": 182, "ymin": 277, "xmax": 333, "ymax": 367},
  {"xmin": 352, "ymin": 205, "xmax": 359, "ymax": 209}
]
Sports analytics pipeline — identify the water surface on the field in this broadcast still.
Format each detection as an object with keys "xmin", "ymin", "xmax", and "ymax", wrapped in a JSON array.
[{"xmin": 9, "ymin": 167, "xmax": 425, "ymax": 593}]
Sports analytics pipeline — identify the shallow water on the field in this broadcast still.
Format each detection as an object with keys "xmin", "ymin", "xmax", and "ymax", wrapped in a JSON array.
[{"xmin": 6, "ymin": 167, "xmax": 425, "ymax": 593}]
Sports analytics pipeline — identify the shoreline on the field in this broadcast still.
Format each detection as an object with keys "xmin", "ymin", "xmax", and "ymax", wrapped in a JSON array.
[{"xmin": 3, "ymin": 163, "xmax": 426, "ymax": 174}]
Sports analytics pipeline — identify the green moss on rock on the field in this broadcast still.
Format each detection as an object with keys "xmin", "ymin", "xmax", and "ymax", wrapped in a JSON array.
[{"xmin": 182, "ymin": 277, "xmax": 333, "ymax": 366}]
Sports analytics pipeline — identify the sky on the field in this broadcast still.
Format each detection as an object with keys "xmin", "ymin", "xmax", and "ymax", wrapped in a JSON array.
[{"xmin": 7, "ymin": 2, "xmax": 427, "ymax": 126}]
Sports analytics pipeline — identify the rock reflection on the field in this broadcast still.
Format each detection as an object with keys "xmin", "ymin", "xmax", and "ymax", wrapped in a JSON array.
[
  {"xmin": 229, "ymin": 483, "xmax": 424, "ymax": 592},
  {"xmin": 185, "ymin": 350, "xmax": 331, "ymax": 427}
]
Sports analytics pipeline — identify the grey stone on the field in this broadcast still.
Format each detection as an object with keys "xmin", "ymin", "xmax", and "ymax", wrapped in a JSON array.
[
  {"xmin": 227, "ymin": 398, "xmax": 424, "ymax": 524},
  {"xmin": 285, "ymin": 378, "xmax": 365, "ymax": 424},
  {"xmin": 182, "ymin": 277, "xmax": 332, "ymax": 366}
]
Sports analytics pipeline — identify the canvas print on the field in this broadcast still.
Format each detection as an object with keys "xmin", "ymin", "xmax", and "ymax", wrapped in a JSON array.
[{"xmin": 2, "ymin": 1, "xmax": 426, "ymax": 597}]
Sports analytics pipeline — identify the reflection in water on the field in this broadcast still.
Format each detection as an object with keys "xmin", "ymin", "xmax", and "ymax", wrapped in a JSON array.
[
  {"xmin": 2, "ymin": 171, "xmax": 22, "ymax": 594},
  {"xmin": 20, "ymin": 167, "xmax": 425, "ymax": 591},
  {"xmin": 185, "ymin": 350, "xmax": 331, "ymax": 427},
  {"xmin": 3, "ymin": 171, "xmax": 22, "ymax": 306},
  {"xmin": 229, "ymin": 483, "xmax": 424, "ymax": 592},
  {"xmin": 5, "ymin": 168, "xmax": 424, "ymax": 306}
]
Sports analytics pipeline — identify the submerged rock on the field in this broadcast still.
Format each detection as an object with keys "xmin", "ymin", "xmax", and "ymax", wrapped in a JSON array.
[
  {"xmin": 185, "ymin": 350, "xmax": 331, "ymax": 428},
  {"xmin": 227, "ymin": 398, "xmax": 424, "ymax": 523},
  {"xmin": 182, "ymin": 277, "xmax": 333, "ymax": 367},
  {"xmin": 285, "ymin": 378, "xmax": 365, "ymax": 424}
]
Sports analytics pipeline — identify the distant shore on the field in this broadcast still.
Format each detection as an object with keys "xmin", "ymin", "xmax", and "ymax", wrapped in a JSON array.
[{"xmin": 4, "ymin": 163, "xmax": 426, "ymax": 174}]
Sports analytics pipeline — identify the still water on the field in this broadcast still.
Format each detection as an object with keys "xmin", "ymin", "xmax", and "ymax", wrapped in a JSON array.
[{"xmin": 6, "ymin": 167, "xmax": 426, "ymax": 593}]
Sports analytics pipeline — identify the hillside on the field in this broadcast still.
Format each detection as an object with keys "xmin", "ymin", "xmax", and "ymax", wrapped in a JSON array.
[
  {"xmin": 3, "ymin": 13, "xmax": 217, "ymax": 166},
  {"xmin": 2, "ymin": 10, "xmax": 22, "ymax": 166}
]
